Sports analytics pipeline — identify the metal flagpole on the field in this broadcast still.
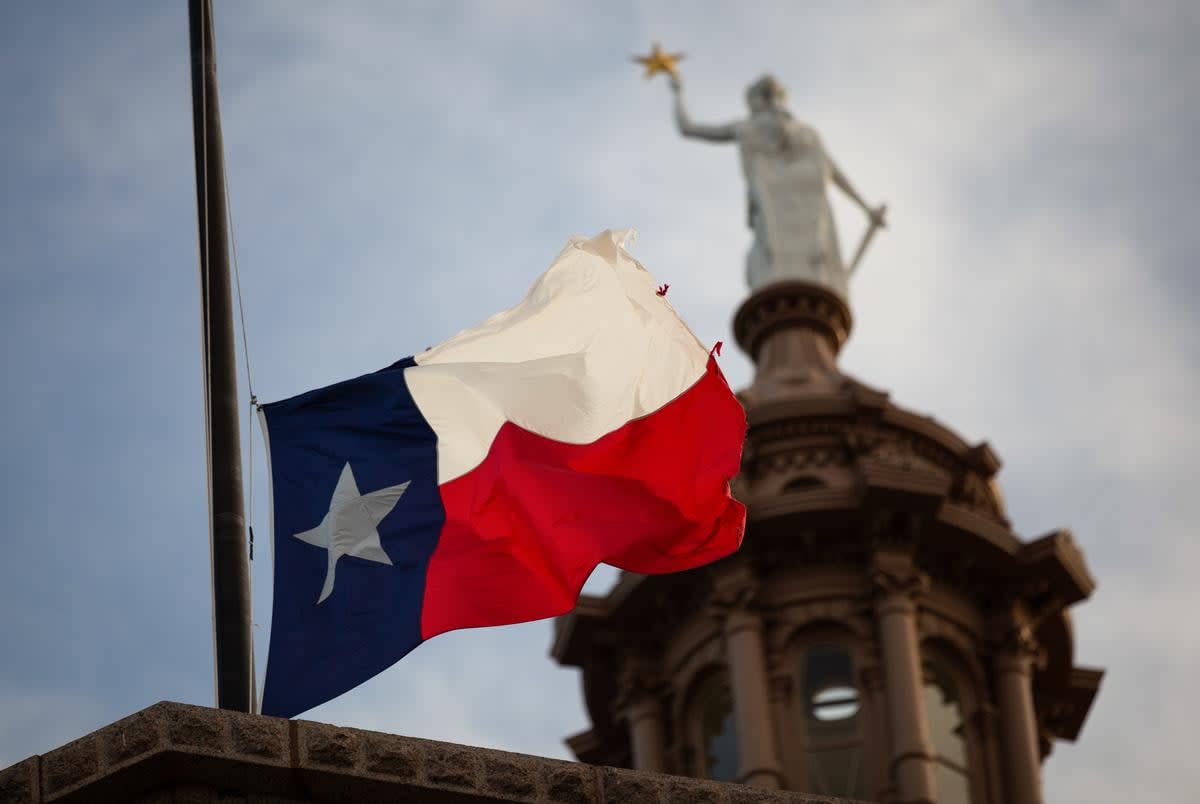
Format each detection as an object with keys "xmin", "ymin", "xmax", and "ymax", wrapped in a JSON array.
[{"xmin": 188, "ymin": 0, "xmax": 254, "ymax": 712}]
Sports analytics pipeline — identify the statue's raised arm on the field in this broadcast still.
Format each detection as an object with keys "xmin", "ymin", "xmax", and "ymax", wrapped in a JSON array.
[{"xmin": 670, "ymin": 75, "xmax": 737, "ymax": 143}]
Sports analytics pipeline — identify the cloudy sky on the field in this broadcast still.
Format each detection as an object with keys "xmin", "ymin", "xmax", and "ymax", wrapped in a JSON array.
[{"xmin": 1, "ymin": 1, "xmax": 1197, "ymax": 799}]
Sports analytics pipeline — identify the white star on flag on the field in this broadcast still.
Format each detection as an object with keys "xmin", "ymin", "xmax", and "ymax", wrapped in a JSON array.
[{"xmin": 293, "ymin": 462, "xmax": 410, "ymax": 604}]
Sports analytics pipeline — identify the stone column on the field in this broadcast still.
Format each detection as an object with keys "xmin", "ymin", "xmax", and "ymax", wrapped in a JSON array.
[
  {"xmin": 859, "ymin": 662, "xmax": 894, "ymax": 803},
  {"xmin": 616, "ymin": 656, "xmax": 667, "ymax": 773},
  {"xmin": 994, "ymin": 621, "xmax": 1044, "ymax": 804},
  {"xmin": 711, "ymin": 564, "xmax": 784, "ymax": 788},
  {"xmin": 724, "ymin": 607, "xmax": 783, "ymax": 787},
  {"xmin": 967, "ymin": 700, "xmax": 1006, "ymax": 804},
  {"xmin": 768, "ymin": 675, "xmax": 797, "ymax": 789},
  {"xmin": 625, "ymin": 695, "xmax": 667, "ymax": 773},
  {"xmin": 871, "ymin": 553, "xmax": 936, "ymax": 804}
]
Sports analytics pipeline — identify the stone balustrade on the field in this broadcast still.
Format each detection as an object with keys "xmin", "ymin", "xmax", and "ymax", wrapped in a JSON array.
[{"xmin": 0, "ymin": 701, "xmax": 863, "ymax": 804}]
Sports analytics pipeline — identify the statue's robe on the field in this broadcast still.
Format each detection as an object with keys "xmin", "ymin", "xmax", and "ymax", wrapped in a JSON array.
[{"xmin": 738, "ymin": 117, "xmax": 847, "ymax": 299}]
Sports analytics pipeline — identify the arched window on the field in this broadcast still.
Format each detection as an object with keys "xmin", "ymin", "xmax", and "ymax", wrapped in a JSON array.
[
  {"xmin": 801, "ymin": 644, "xmax": 867, "ymax": 798},
  {"xmin": 693, "ymin": 673, "xmax": 739, "ymax": 781},
  {"xmin": 923, "ymin": 661, "xmax": 972, "ymax": 803}
]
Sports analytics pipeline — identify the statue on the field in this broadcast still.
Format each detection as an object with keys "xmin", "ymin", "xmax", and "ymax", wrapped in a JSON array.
[{"xmin": 635, "ymin": 45, "xmax": 886, "ymax": 299}]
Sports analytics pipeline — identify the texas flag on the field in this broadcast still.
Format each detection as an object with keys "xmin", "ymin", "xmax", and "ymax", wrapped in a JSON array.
[{"xmin": 258, "ymin": 230, "xmax": 746, "ymax": 718}]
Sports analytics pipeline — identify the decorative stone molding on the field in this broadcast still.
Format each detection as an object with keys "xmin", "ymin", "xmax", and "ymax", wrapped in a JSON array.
[
  {"xmin": 744, "ymin": 443, "xmax": 854, "ymax": 488},
  {"xmin": 861, "ymin": 438, "xmax": 946, "ymax": 477},
  {"xmin": 990, "ymin": 608, "xmax": 1047, "ymax": 670},
  {"xmin": 613, "ymin": 655, "xmax": 664, "ymax": 717},
  {"xmin": 744, "ymin": 414, "xmax": 1008, "ymax": 524},
  {"xmin": 951, "ymin": 469, "xmax": 1006, "ymax": 521},
  {"xmin": 751, "ymin": 416, "xmax": 854, "ymax": 444},
  {"xmin": 917, "ymin": 610, "xmax": 981, "ymax": 668},
  {"xmin": 767, "ymin": 601, "xmax": 871, "ymax": 656},
  {"xmin": 846, "ymin": 425, "xmax": 957, "ymax": 476},
  {"xmin": 869, "ymin": 552, "xmax": 930, "ymax": 615},
  {"xmin": 996, "ymin": 623, "xmax": 1041, "ymax": 663},
  {"xmin": 707, "ymin": 561, "xmax": 763, "ymax": 635},
  {"xmin": 0, "ymin": 701, "xmax": 865, "ymax": 804},
  {"xmin": 733, "ymin": 280, "xmax": 853, "ymax": 361}
]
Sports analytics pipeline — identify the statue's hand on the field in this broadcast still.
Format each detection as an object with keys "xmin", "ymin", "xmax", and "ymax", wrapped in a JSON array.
[
  {"xmin": 869, "ymin": 203, "xmax": 888, "ymax": 229},
  {"xmin": 668, "ymin": 72, "xmax": 682, "ymax": 93}
]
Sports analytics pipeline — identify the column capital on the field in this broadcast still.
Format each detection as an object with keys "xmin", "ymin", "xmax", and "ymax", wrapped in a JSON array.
[
  {"xmin": 706, "ymin": 561, "xmax": 764, "ymax": 634},
  {"xmin": 990, "ymin": 608, "xmax": 1046, "ymax": 670},
  {"xmin": 613, "ymin": 654, "xmax": 664, "ymax": 719},
  {"xmin": 870, "ymin": 552, "xmax": 929, "ymax": 614}
]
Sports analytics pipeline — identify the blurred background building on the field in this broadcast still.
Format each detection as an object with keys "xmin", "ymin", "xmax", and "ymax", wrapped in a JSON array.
[{"xmin": 553, "ymin": 144, "xmax": 1103, "ymax": 802}]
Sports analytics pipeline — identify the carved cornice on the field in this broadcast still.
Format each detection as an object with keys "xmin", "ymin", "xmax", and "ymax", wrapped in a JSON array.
[
  {"xmin": 1035, "ymin": 666, "xmax": 1103, "ymax": 743},
  {"xmin": 750, "ymin": 415, "xmax": 855, "ymax": 444},
  {"xmin": 743, "ymin": 412, "xmax": 1009, "ymax": 524},
  {"xmin": 1038, "ymin": 699, "xmax": 1077, "ymax": 739},
  {"xmin": 744, "ymin": 442, "xmax": 853, "ymax": 483}
]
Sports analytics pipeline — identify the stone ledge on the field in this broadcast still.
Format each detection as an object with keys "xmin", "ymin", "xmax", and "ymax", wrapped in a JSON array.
[{"xmin": 0, "ymin": 701, "xmax": 862, "ymax": 803}]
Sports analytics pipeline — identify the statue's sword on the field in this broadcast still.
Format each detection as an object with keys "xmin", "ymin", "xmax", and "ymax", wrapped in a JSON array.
[{"xmin": 848, "ymin": 203, "xmax": 886, "ymax": 275}]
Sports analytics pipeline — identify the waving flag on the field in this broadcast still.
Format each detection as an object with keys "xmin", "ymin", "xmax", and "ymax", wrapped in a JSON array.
[{"xmin": 259, "ymin": 230, "xmax": 746, "ymax": 718}]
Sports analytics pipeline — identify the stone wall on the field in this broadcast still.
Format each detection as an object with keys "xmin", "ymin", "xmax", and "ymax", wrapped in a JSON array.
[{"xmin": 0, "ymin": 702, "xmax": 858, "ymax": 804}]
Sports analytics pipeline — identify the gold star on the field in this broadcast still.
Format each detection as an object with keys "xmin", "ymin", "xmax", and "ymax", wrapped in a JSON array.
[{"xmin": 632, "ymin": 42, "xmax": 684, "ymax": 79}]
